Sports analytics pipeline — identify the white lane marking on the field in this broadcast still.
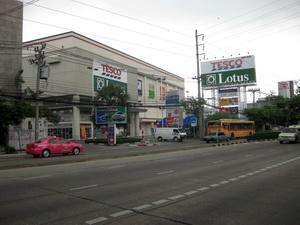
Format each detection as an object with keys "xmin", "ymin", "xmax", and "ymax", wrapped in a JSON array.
[
  {"xmin": 23, "ymin": 175, "xmax": 52, "ymax": 180},
  {"xmin": 247, "ymin": 172, "xmax": 254, "ymax": 176},
  {"xmin": 213, "ymin": 160, "xmax": 224, "ymax": 164},
  {"xmin": 157, "ymin": 170, "xmax": 175, "ymax": 175},
  {"xmin": 163, "ymin": 158, "xmax": 177, "ymax": 161},
  {"xmin": 184, "ymin": 190, "xmax": 198, "ymax": 195},
  {"xmin": 133, "ymin": 204, "xmax": 152, "ymax": 210},
  {"xmin": 107, "ymin": 165, "xmax": 125, "ymax": 169},
  {"xmin": 85, "ymin": 217, "xmax": 107, "ymax": 224},
  {"xmin": 219, "ymin": 180, "xmax": 229, "ymax": 184},
  {"xmin": 168, "ymin": 194, "xmax": 185, "ymax": 200},
  {"xmin": 110, "ymin": 210, "xmax": 133, "ymax": 218},
  {"xmin": 198, "ymin": 187, "xmax": 210, "ymax": 191},
  {"xmin": 229, "ymin": 178, "xmax": 238, "ymax": 181},
  {"xmin": 210, "ymin": 183, "xmax": 220, "ymax": 188},
  {"xmin": 70, "ymin": 184, "xmax": 98, "ymax": 191},
  {"xmin": 152, "ymin": 199, "xmax": 169, "ymax": 205},
  {"xmin": 239, "ymin": 175, "xmax": 247, "ymax": 178}
]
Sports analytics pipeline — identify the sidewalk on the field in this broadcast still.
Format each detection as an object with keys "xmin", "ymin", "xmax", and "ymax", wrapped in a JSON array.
[{"xmin": 0, "ymin": 138, "xmax": 254, "ymax": 170}]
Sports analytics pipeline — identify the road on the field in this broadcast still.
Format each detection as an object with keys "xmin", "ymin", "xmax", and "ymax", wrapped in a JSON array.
[{"xmin": 0, "ymin": 141, "xmax": 299, "ymax": 225}]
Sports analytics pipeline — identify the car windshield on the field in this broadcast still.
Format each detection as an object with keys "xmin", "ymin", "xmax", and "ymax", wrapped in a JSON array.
[
  {"xmin": 34, "ymin": 138, "xmax": 47, "ymax": 143},
  {"xmin": 282, "ymin": 128, "xmax": 297, "ymax": 133},
  {"xmin": 208, "ymin": 132, "xmax": 217, "ymax": 136}
]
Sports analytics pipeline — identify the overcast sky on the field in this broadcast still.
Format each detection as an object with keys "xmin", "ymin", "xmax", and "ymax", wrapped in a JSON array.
[{"xmin": 22, "ymin": 0, "xmax": 300, "ymax": 100}]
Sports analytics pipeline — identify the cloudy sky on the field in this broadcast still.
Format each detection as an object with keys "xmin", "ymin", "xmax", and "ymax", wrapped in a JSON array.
[{"xmin": 22, "ymin": 0, "xmax": 300, "ymax": 100}]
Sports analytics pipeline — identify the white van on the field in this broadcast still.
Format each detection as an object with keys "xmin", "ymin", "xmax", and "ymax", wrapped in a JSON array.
[{"xmin": 154, "ymin": 128, "xmax": 187, "ymax": 142}]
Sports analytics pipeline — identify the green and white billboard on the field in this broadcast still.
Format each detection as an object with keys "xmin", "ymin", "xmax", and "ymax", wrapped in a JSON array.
[
  {"xmin": 201, "ymin": 55, "xmax": 256, "ymax": 89},
  {"xmin": 93, "ymin": 60, "xmax": 128, "ymax": 93}
]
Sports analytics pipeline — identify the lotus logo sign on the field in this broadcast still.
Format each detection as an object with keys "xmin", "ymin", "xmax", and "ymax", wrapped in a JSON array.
[{"xmin": 201, "ymin": 56, "xmax": 256, "ymax": 89}]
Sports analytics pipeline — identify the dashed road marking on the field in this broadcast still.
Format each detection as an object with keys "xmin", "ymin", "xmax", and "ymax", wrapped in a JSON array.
[
  {"xmin": 23, "ymin": 175, "xmax": 52, "ymax": 180},
  {"xmin": 184, "ymin": 190, "xmax": 198, "ymax": 195},
  {"xmin": 168, "ymin": 194, "xmax": 185, "ymax": 200},
  {"xmin": 70, "ymin": 184, "xmax": 98, "ymax": 191},
  {"xmin": 219, "ymin": 180, "xmax": 229, "ymax": 184},
  {"xmin": 107, "ymin": 165, "xmax": 125, "ymax": 169},
  {"xmin": 213, "ymin": 160, "xmax": 224, "ymax": 164},
  {"xmin": 84, "ymin": 156, "xmax": 300, "ymax": 224},
  {"xmin": 198, "ymin": 187, "xmax": 210, "ymax": 191},
  {"xmin": 157, "ymin": 170, "xmax": 175, "ymax": 175},
  {"xmin": 152, "ymin": 199, "xmax": 169, "ymax": 205},
  {"xmin": 133, "ymin": 204, "xmax": 152, "ymax": 211},
  {"xmin": 85, "ymin": 217, "xmax": 107, "ymax": 224},
  {"xmin": 110, "ymin": 210, "xmax": 133, "ymax": 218},
  {"xmin": 229, "ymin": 177, "xmax": 238, "ymax": 181}
]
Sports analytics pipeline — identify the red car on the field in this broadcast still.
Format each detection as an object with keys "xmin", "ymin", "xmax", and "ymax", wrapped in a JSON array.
[{"xmin": 26, "ymin": 136, "xmax": 84, "ymax": 158}]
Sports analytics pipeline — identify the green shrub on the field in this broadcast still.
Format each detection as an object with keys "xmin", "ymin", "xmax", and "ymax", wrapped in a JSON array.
[
  {"xmin": 4, "ymin": 146, "xmax": 17, "ymax": 154},
  {"xmin": 85, "ymin": 137, "xmax": 142, "ymax": 144},
  {"xmin": 247, "ymin": 131, "xmax": 280, "ymax": 141}
]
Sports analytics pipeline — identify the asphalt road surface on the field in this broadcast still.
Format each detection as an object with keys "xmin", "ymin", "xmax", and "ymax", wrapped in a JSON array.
[{"xmin": 0, "ymin": 141, "xmax": 299, "ymax": 225}]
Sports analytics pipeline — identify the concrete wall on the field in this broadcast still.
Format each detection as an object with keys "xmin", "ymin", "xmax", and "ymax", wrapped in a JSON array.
[{"xmin": 0, "ymin": 0, "xmax": 23, "ymax": 95}]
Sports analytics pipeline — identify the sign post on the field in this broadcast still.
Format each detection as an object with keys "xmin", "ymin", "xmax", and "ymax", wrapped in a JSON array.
[{"xmin": 107, "ymin": 124, "xmax": 116, "ymax": 146}]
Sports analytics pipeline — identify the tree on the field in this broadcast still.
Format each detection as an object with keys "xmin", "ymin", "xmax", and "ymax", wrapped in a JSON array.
[
  {"xmin": 243, "ymin": 95, "xmax": 300, "ymax": 130},
  {"xmin": 207, "ymin": 113, "xmax": 238, "ymax": 120},
  {"xmin": 0, "ymin": 99, "xmax": 34, "ymax": 146},
  {"xmin": 181, "ymin": 96, "xmax": 205, "ymax": 116},
  {"xmin": 181, "ymin": 97, "xmax": 206, "ymax": 137},
  {"xmin": 96, "ymin": 84, "xmax": 128, "ymax": 106}
]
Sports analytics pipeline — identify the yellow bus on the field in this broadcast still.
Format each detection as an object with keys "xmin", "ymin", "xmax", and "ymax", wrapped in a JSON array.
[{"xmin": 207, "ymin": 119, "xmax": 255, "ymax": 138}]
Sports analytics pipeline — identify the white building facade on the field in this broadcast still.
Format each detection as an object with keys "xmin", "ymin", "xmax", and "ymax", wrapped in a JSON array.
[{"xmin": 22, "ymin": 32, "xmax": 185, "ymax": 139}]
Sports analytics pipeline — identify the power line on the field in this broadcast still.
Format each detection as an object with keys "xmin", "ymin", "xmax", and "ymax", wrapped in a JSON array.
[
  {"xmin": 31, "ymin": 4, "xmax": 193, "ymax": 49},
  {"xmin": 21, "ymin": 16, "xmax": 194, "ymax": 58},
  {"xmin": 0, "ymin": 0, "xmax": 41, "ymax": 17},
  {"xmin": 71, "ymin": 0, "xmax": 192, "ymax": 38},
  {"xmin": 207, "ymin": 2, "xmax": 300, "ymax": 43}
]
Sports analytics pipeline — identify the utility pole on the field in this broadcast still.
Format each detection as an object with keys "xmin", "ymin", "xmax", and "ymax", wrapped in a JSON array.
[
  {"xmin": 248, "ymin": 88, "xmax": 260, "ymax": 108},
  {"xmin": 30, "ymin": 43, "xmax": 46, "ymax": 141},
  {"xmin": 193, "ymin": 30, "xmax": 205, "ymax": 139}
]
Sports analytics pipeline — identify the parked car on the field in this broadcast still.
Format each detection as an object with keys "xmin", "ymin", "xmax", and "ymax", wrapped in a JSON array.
[
  {"xmin": 278, "ymin": 125, "xmax": 300, "ymax": 144},
  {"xmin": 203, "ymin": 132, "xmax": 230, "ymax": 143},
  {"xmin": 26, "ymin": 136, "xmax": 84, "ymax": 158}
]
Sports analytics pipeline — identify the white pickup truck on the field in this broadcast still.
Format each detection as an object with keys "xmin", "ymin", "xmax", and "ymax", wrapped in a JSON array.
[{"xmin": 278, "ymin": 125, "xmax": 300, "ymax": 144}]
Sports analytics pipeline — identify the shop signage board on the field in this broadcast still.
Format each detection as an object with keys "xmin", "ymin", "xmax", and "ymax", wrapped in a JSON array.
[
  {"xmin": 94, "ymin": 76, "xmax": 127, "ymax": 94},
  {"xmin": 201, "ymin": 55, "xmax": 256, "ymax": 89},
  {"xmin": 93, "ymin": 60, "xmax": 128, "ymax": 93},
  {"xmin": 95, "ymin": 106, "xmax": 127, "ymax": 125},
  {"xmin": 219, "ymin": 97, "xmax": 239, "ymax": 106}
]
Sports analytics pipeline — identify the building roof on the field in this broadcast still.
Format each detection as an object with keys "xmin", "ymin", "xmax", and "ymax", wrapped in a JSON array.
[{"xmin": 23, "ymin": 31, "xmax": 184, "ymax": 81}]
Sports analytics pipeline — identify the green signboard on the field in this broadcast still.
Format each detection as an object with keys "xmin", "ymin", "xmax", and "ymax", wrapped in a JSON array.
[
  {"xmin": 94, "ymin": 76, "xmax": 127, "ymax": 94},
  {"xmin": 202, "ymin": 68, "xmax": 256, "ymax": 89}
]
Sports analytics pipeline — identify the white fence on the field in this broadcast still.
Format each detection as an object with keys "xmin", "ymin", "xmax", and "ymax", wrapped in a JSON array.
[{"xmin": 8, "ymin": 127, "xmax": 35, "ymax": 150}]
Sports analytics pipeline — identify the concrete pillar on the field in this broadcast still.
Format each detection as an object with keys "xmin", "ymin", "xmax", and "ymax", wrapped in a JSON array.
[
  {"xmin": 135, "ymin": 112, "xmax": 140, "ymax": 137},
  {"xmin": 130, "ymin": 112, "xmax": 135, "ymax": 137},
  {"xmin": 72, "ymin": 95, "xmax": 81, "ymax": 140}
]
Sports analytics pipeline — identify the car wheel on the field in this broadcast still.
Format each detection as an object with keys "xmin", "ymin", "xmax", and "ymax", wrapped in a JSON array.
[
  {"xmin": 206, "ymin": 140, "xmax": 210, "ymax": 143},
  {"xmin": 279, "ymin": 141, "xmax": 283, "ymax": 144},
  {"xmin": 42, "ymin": 149, "xmax": 50, "ymax": 158},
  {"xmin": 72, "ymin": 147, "xmax": 80, "ymax": 155},
  {"xmin": 157, "ymin": 137, "xmax": 163, "ymax": 142},
  {"xmin": 173, "ymin": 137, "xmax": 178, "ymax": 142}
]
